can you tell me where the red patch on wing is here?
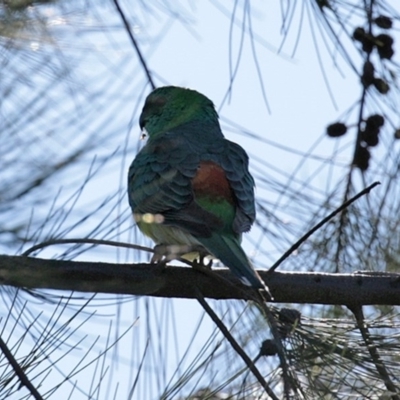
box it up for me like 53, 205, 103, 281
192, 161, 234, 203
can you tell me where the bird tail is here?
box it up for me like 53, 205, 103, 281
198, 234, 267, 291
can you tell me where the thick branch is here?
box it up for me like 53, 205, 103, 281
0, 255, 399, 305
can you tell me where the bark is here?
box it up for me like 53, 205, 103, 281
0, 254, 399, 305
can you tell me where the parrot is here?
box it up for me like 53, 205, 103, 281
127, 86, 268, 292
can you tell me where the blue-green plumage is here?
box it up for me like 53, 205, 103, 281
128, 86, 266, 290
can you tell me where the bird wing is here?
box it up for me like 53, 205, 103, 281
128, 125, 263, 289
128, 124, 255, 237
211, 139, 255, 234
128, 132, 223, 237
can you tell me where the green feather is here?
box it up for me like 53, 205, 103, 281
128, 86, 266, 290
197, 234, 264, 289
140, 86, 219, 138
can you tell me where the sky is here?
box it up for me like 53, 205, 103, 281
2, 0, 399, 399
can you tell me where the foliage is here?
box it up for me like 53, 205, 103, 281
0, 0, 400, 399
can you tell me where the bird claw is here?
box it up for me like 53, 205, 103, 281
193, 250, 213, 270
151, 244, 212, 270
150, 245, 169, 270
151, 245, 166, 263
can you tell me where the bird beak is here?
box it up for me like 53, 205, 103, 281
140, 128, 148, 140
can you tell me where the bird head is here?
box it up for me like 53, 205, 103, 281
139, 86, 219, 138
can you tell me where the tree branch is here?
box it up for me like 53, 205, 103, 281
113, 0, 156, 90
0, 336, 44, 400
349, 305, 400, 400
195, 288, 280, 400
1, 255, 399, 305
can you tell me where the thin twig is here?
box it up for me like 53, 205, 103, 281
113, 0, 156, 90
0, 336, 44, 400
194, 287, 280, 400
334, 169, 353, 272
255, 295, 299, 399
22, 238, 154, 256
349, 305, 399, 400
268, 181, 380, 272
335, 0, 375, 270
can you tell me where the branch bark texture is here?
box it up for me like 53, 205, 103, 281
0, 255, 399, 305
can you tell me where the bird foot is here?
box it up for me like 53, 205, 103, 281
192, 250, 213, 270
150, 245, 169, 270
151, 244, 191, 265
151, 244, 213, 271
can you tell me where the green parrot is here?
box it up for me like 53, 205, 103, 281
128, 86, 267, 291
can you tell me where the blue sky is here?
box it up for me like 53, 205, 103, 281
2, 1, 399, 398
